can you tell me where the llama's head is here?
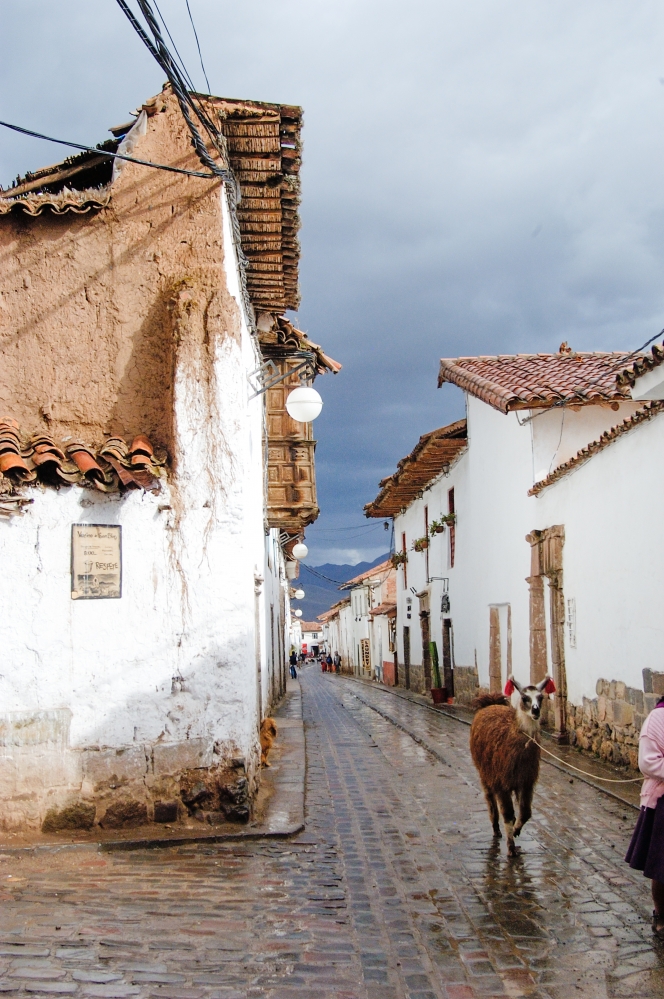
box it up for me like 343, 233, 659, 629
504, 675, 556, 730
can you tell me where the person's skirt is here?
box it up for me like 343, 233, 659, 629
626, 796, 664, 882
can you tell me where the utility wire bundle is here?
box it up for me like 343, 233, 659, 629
114, 0, 256, 333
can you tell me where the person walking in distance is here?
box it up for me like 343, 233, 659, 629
333, 652, 341, 674
289, 650, 298, 680
326, 653, 333, 672
626, 693, 664, 938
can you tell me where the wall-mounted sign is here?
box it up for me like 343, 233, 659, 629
71, 524, 122, 600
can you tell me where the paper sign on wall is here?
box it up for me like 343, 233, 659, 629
71, 524, 122, 600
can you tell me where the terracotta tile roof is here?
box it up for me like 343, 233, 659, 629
438, 351, 636, 413
615, 342, 664, 391
258, 316, 341, 375
369, 602, 397, 618
364, 420, 467, 518
317, 598, 350, 622
0, 421, 165, 495
528, 401, 664, 496
339, 559, 393, 590
300, 622, 322, 632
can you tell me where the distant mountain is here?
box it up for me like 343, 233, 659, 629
294, 553, 391, 621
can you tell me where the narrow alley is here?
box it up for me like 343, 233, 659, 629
0, 669, 661, 999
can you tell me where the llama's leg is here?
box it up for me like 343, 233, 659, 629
482, 785, 501, 838
496, 789, 517, 855
514, 784, 533, 837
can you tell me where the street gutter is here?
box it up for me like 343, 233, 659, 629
339, 675, 640, 813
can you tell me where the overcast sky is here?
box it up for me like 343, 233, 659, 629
2, 1, 664, 564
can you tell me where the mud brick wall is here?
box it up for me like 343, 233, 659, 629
565, 669, 664, 768
453, 666, 480, 705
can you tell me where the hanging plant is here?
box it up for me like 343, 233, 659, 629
429, 520, 446, 536
442, 512, 456, 525
390, 551, 408, 568
413, 537, 429, 552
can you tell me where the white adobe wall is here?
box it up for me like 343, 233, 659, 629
534, 410, 664, 705
394, 394, 650, 700
0, 187, 271, 831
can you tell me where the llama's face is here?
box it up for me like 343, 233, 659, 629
506, 675, 556, 726
518, 686, 545, 720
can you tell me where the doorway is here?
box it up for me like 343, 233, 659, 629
488, 604, 511, 693
403, 626, 411, 690
442, 618, 455, 696
526, 526, 568, 742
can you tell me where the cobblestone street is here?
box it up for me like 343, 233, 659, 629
0, 668, 663, 999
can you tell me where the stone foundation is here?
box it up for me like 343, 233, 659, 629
0, 725, 258, 832
452, 666, 480, 705
565, 670, 664, 769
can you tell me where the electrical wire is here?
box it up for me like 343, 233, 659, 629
152, 0, 197, 92
185, 0, 211, 93
0, 120, 217, 180
114, 0, 256, 334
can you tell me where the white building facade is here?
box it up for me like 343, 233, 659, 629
366, 347, 664, 765
0, 90, 336, 831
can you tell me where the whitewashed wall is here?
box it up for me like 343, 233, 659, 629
535, 409, 664, 704
0, 188, 285, 830
393, 393, 643, 697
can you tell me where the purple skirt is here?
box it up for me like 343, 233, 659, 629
626, 796, 664, 882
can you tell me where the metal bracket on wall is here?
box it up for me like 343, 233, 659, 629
248, 351, 316, 400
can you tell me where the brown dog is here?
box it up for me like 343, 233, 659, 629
260, 717, 277, 767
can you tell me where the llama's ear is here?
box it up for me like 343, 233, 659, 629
537, 676, 556, 694
504, 678, 516, 696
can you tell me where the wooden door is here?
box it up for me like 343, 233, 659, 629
403, 626, 411, 690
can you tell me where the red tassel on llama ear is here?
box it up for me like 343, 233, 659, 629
504, 678, 516, 696
544, 677, 556, 695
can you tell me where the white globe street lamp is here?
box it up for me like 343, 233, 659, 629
294, 588, 305, 600
286, 386, 323, 423
294, 609, 303, 618
292, 542, 308, 560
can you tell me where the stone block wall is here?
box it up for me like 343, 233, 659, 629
565, 670, 664, 769
453, 666, 480, 705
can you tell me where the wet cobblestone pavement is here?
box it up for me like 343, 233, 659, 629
0, 668, 663, 999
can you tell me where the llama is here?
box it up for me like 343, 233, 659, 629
469, 674, 556, 855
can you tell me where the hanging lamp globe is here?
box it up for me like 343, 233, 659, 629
292, 542, 308, 560
286, 386, 323, 423
294, 588, 305, 600
294, 609, 303, 618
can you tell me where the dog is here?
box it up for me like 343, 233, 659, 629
260, 717, 278, 767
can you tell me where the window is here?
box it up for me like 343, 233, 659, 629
448, 488, 456, 568
401, 531, 408, 589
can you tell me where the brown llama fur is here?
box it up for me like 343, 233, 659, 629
260, 717, 277, 767
469, 676, 554, 855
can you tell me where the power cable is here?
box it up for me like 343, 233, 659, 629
114, 0, 256, 333
152, 0, 197, 92
185, 0, 211, 93
0, 120, 217, 180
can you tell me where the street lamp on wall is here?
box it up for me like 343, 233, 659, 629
286, 386, 323, 423
292, 542, 308, 560
294, 588, 305, 600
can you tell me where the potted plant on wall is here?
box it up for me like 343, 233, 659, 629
429, 641, 447, 704
413, 536, 429, 552
429, 519, 446, 536
442, 512, 456, 525
390, 551, 408, 569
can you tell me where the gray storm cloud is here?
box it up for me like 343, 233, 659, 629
2, 0, 664, 562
